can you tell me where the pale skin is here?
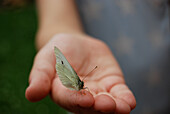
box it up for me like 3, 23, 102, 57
25, 0, 136, 114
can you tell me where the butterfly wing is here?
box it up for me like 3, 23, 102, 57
54, 46, 80, 90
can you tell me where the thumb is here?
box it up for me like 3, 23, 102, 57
25, 46, 56, 102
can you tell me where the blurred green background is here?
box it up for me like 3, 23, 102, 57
0, 3, 66, 114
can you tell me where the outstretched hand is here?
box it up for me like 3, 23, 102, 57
25, 34, 136, 114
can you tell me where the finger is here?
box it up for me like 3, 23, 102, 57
98, 76, 125, 92
25, 45, 56, 102
110, 84, 136, 112
94, 93, 116, 113
51, 77, 94, 112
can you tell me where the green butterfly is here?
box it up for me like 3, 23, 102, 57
54, 46, 85, 91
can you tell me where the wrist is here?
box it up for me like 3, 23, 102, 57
35, 28, 86, 50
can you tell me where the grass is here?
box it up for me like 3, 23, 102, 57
0, 3, 66, 114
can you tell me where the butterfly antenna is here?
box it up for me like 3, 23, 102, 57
82, 66, 98, 81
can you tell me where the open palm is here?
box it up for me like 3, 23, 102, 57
26, 34, 136, 114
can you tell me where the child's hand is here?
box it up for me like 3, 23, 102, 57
25, 34, 136, 114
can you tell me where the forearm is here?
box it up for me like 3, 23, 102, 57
36, 0, 84, 50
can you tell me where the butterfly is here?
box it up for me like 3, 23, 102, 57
54, 46, 85, 91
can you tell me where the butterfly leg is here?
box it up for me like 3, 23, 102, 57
83, 87, 90, 92
79, 87, 90, 95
